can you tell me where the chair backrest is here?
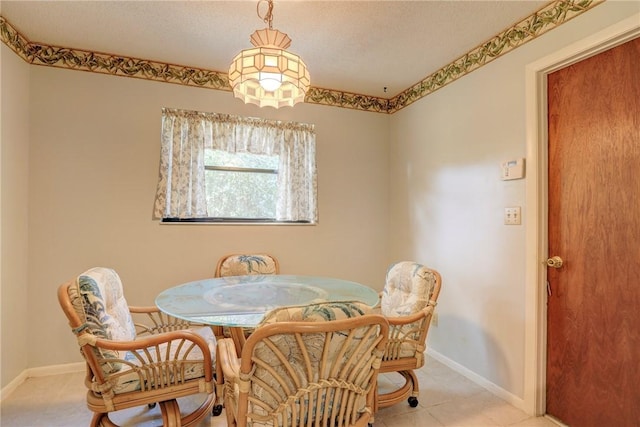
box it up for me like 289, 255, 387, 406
214, 253, 280, 277
379, 261, 441, 363
234, 301, 388, 427
380, 261, 441, 317
58, 267, 136, 375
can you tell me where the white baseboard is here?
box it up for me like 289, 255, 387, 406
426, 348, 528, 413
0, 370, 28, 402
27, 361, 85, 377
0, 362, 84, 402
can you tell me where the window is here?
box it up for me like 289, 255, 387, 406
153, 108, 317, 223
204, 150, 279, 220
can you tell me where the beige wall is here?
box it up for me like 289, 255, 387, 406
3, 0, 639, 409
26, 66, 390, 368
388, 0, 640, 405
1, 43, 30, 388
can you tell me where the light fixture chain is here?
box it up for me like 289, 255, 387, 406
257, 0, 274, 30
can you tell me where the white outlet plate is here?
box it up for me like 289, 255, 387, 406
504, 207, 521, 225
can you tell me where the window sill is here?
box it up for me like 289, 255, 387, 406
160, 218, 316, 226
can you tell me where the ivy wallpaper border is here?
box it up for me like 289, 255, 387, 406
0, 0, 599, 114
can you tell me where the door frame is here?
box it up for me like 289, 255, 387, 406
523, 13, 640, 416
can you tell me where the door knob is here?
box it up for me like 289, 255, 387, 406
546, 256, 563, 268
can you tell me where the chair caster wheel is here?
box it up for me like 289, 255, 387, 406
408, 396, 419, 407
212, 404, 223, 416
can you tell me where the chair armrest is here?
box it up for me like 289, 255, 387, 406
217, 338, 241, 382
100, 329, 211, 359
87, 329, 213, 377
128, 305, 159, 313
91, 329, 207, 351
381, 306, 435, 364
78, 329, 214, 396
129, 305, 200, 335
384, 307, 432, 326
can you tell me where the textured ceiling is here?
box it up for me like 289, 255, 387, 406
0, 0, 550, 98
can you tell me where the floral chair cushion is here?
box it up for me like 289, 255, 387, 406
258, 300, 372, 324
218, 254, 278, 277
68, 267, 137, 374
380, 261, 438, 359
381, 261, 436, 317
68, 267, 215, 394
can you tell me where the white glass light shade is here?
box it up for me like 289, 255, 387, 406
229, 29, 310, 108
259, 72, 283, 91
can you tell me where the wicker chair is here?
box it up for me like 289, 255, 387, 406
217, 301, 389, 427
58, 267, 220, 427
214, 253, 280, 277
213, 253, 280, 351
376, 261, 442, 410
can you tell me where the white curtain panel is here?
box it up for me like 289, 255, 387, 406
153, 108, 317, 222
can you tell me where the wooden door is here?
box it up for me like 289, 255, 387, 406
546, 37, 640, 426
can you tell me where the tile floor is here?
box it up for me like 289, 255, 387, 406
0, 356, 559, 427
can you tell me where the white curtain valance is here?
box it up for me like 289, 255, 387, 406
153, 108, 317, 222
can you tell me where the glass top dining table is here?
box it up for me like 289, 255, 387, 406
155, 274, 380, 328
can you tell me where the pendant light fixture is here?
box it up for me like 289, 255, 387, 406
229, 0, 310, 108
